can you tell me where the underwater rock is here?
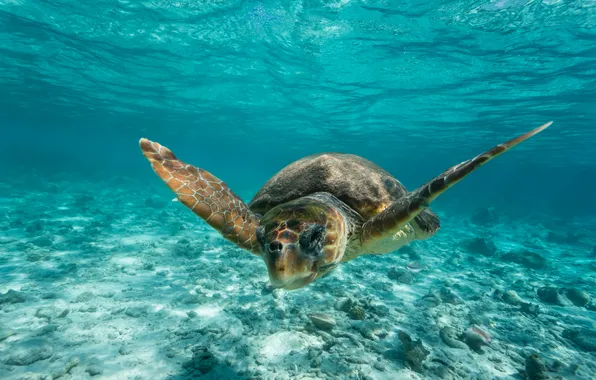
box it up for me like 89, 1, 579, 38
335, 297, 355, 313
493, 290, 523, 306
420, 290, 442, 308
501, 250, 547, 269
125, 305, 149, 318
439, 327, 468, 349
173, 238, 202, 258
26, 251, 50, 262
31, 235, 53, 248
563, 288, 590, 307
0, 289, 26, 305
440, 287, 464, 305
50, 357, 80, 379
308, 313, 336, 331
35, 307, 57, 320
387, 267, 413, 284
519, 302, 540, 316
36, 324, 58, 336
25, 221, 43, 233
86, 365, 103, 376
502, 290, 523, 306
271, 288, 283, 299
461, 325, 491, 352
183, 346, 216, 374
75, 194, 94, 207
145, 197, 166, 208
464, 237, 497, 256
398, 330, 430, 373
353, 321, 386, 340
348, 306, 365, 320
546, 231, 582, 245
399, 245, 421, 260
406, 260, 426, 273
524, 353, 548, 380
119, 345, 132, 355
562, 328, 596, 352
2, 339, 53, 365
537, 287, 566, 305
187, 310, 198, 318
72, 291, 94, 303
471, 207, 498, 225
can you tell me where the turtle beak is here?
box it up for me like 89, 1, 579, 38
263, 242, 316, 290
269, 273, 316, 290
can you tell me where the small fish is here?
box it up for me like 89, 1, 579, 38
172, 198, 179, 202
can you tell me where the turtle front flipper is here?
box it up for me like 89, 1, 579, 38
139, 138, 262, 255
360, 121, 552, 252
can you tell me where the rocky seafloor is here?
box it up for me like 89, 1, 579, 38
0, 177, 595, 379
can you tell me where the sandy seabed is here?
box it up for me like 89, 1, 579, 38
0, 178, 595, 379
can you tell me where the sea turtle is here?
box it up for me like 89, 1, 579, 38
139, 121, 551, 290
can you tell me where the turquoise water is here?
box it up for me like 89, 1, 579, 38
1, 1, 595, 379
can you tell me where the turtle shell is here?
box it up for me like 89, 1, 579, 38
249, 153, 423, 221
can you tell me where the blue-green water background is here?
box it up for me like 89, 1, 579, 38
1, 0, 595, 218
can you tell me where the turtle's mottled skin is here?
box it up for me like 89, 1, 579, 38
140, 121, 551, 290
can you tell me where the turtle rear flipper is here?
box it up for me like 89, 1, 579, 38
360, 121, 552, 250
140, 138, 262, 255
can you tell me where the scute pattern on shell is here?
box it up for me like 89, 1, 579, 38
248, 153, 408, 220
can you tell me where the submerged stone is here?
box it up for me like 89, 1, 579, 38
86, 365, 103, 376
546, 231, 582, 244
525, 353, 548, 380
75, 195, 94, 207
501, 250, 547, 269
2, 339, 53, 365
387, 267, 413, 284
464, 237, 497, 256
31, 236, 53, 248
399, 245, 421, 260
520, 302, 540, 316
73, 291, 94, 303
564, 288, 590, 307
537, 287, 566, 305
348, 306, 365, 320
440, 287, 464, 305
0, 289, 26, 305
398, 330, 430, 373
461, 325, 491, 352
562, 328, 596, 352
335, 297, 355, 313
145, 197, 166, 208
439, 326, 467, 349
308, 313, 336, 331
501, 290, 523, 306
183, 346, 215, 374
471, 207, 498, 225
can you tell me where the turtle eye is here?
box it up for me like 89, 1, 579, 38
299, 225, 326, 257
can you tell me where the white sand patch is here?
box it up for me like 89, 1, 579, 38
260, 331, 324, 362
195, 304, 223, 318
110, 255, 142, 266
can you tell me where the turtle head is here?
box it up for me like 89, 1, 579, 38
256, 196, 347, 290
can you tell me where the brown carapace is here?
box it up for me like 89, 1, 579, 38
140, 121, 551, 290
